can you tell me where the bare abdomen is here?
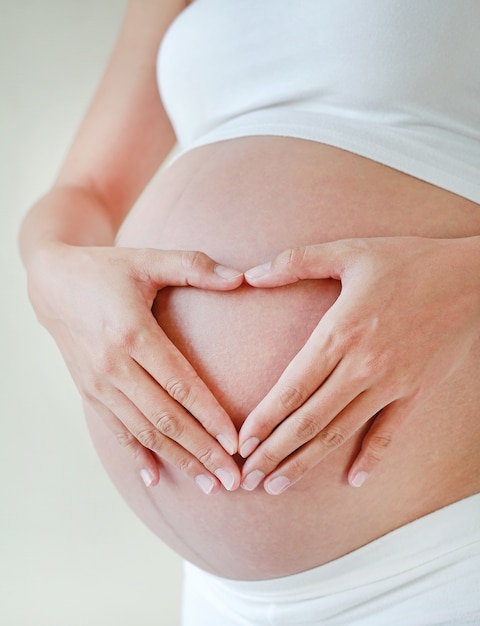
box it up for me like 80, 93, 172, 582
86, 137, 480, 579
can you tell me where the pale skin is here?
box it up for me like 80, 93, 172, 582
239, 236, 480, 494
21, 0, 243, 494
20, 0, 480, 505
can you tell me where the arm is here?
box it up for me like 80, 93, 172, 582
20, 0, 242, 494
239, 236, 480, 493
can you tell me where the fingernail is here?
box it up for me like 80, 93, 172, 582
216, 434, 236, 456
195, 474, 216, 495
214, 265, 243, 280
214, 468, 236, 491
245, 262, 271, 279
239, 437, 260, 458
241, 470, 265, 491
265, 476, 290, 495
140, 469, 153, 487
351, 471, 369, 488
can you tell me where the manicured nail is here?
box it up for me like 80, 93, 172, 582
351, 471, 369, 488
214, 265, 243, 280
241, 470, 265, 491
195, 474, 215, 495
140, 469, 153, 487
265, 476, 290, 495
245, 262, 271, 279
215, 469, 236, 491
239, 437, 260, 458
216, 434, 236, 456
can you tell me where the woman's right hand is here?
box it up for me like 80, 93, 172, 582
26, 242, 244, 494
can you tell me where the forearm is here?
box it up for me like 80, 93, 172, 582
20, 0, 186, 269
19, 185, 118, 268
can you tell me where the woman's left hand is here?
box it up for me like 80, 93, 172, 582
239, 236, 480, 494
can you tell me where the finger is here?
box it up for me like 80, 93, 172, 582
241, 381, 381, 492
239, 292, 394, 460
90, 389, 234, 494
132, 322, 239, 456
244, 241, 353, 287
135, 248, 244, 291
347, 405, 407, 488
259, 394, 385, 495
107, 361, 241, 491
136, 393, 241, 492
238, 322, 345, 458
85, 398, 161, 488
347, 400, 410, 488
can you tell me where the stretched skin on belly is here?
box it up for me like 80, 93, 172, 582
85, 137, 480, 579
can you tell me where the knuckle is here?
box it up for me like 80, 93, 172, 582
136, 428, 160, 450
182, 249, 206, 274
94, 343, 133, 377
317, 425, 347, 450
279, 246, 309, 277
362, 352, 385, 380
371, 431, 393, 450
286, 455, 309, 478
94, 350, 118, 377
164, 376, 193, 408
195, 446, 216, 468
336, 323, 362, 352
153, 411, 184, 440
278, 383, 308, 414
364, 432, 393, 463
285, 246, 307, 269
351, 365, 371, 388
114, 429, 136, 449
84, 374, 106, 398
175, 454, 196, 476
115, 430, 151, 465
259, 448, 282, 468
102, 323, 141, 357
293, 412, 319, 442
349, 354, 382, 387
117, 327, 141, 352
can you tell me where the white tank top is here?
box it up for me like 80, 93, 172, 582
158, 0, 480, 203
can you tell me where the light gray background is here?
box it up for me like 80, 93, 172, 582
1, 2, 183, 624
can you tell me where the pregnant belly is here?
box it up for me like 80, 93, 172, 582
86, 137, 480, 579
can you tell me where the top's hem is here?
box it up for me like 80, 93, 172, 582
172, 108, 480, 205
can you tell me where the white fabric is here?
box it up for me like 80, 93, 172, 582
158, 0, 480, 204
181, 494, 480, 625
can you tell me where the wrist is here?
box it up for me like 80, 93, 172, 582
19, 185, 118, 267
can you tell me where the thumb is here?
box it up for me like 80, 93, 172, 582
136, 248, 244, 291
244, 241, 352, 287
